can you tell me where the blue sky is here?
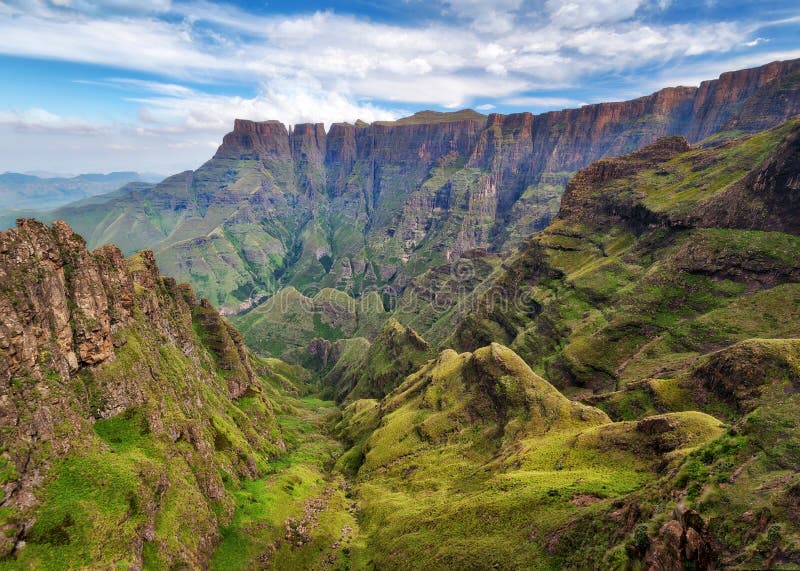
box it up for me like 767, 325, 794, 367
0, 0, 798, 174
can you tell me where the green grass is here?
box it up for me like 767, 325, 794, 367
2, 294, 288, 569
632, 120, 797, 215
210, 396, 362, 570
9, 420, 159, 569
331, 344, 724, 569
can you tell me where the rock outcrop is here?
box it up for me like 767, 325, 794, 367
0, 219, 284, 568
556, 136, 692, 229
644, 505, 719, 571
0, 219, 133, 381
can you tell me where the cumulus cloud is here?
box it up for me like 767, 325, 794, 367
128, 75, 401, 134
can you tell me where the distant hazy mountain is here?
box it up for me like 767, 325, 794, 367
0, 171, 163, 211
0, 180, 155, 230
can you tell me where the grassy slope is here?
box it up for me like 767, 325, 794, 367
331, 343, 725, 569
1, 317, 285, 569
321, 318, 436, 403
231, 288, 387, 361
441, 119, 800, 395
554, 339, 800, 568
320, 121, 800, 568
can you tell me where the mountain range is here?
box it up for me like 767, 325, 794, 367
0, 171, 162, 212
48, 58, 800, 316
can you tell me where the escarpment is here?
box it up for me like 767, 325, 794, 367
45, 59, 800, 315
2, 60, 800, 571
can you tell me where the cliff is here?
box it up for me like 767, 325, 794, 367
50, 58, 800, 317
215, 58, 800, 194
0, 220, 284, 568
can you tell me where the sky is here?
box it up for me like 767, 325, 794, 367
0, 0, 798, 175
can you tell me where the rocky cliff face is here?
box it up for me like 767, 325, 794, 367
215, 57, 800, 200
4, 221, 161, 381
0, 220, 283, 568
689, 59, 800, 140
53, 59, 800, 316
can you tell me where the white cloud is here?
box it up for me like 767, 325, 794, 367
744, 37, 768, 47
106, 143, 140, 151
546, 0, 644, 28
0, 12, 227, 80
126, 76, 401, 134
441, 0, 523, 33
348, 73, 529, 108
0, 108, 104, 134
0, 2, 763, 101
4, 0, 171, 15
561, 21, 743, 63
485, 62, 505, 75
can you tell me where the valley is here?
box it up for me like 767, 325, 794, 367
210, 394, 362, 570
